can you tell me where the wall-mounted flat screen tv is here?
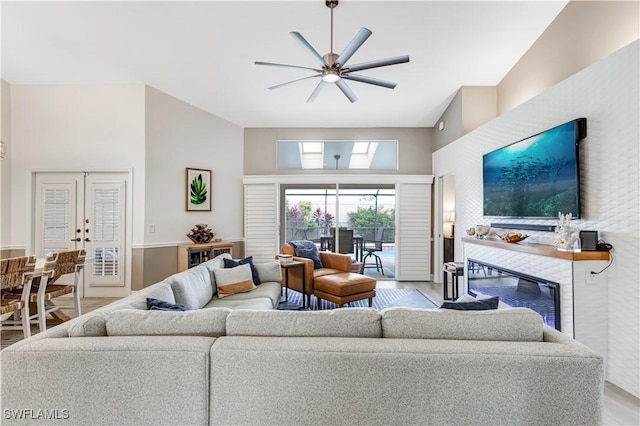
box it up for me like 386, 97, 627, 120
483, 118, 586, 219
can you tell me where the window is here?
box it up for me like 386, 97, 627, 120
277, 140, 398, 170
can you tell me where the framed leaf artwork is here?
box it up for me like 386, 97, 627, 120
186, 168, 212, 211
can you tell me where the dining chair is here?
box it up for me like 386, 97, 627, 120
34, 249, 86, 331
6, 249, 87, 332
0, 255, 37, 338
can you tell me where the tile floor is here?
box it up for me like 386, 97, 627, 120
1, 282, 638, 424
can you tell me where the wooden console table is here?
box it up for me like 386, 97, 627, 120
177, 242, 234, 272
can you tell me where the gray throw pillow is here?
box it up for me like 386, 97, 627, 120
440, 296, 499, 310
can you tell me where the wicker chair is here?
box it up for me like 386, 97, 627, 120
0, 256, 37, 338
5, 249, 86, 332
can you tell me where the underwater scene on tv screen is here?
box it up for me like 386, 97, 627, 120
483, 121, 579, 218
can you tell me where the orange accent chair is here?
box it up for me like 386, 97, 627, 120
278, 242, 352, 308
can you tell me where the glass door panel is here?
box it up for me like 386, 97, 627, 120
282, 184, 395, 279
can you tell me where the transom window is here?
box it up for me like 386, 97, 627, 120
278, 140, 398, 170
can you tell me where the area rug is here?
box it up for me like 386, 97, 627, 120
278, 288, 436, 311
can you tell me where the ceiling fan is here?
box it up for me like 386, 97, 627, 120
255, 0, 410, 103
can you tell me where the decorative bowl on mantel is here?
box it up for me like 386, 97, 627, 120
500, 232, 528, 243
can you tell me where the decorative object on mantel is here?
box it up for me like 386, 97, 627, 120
554, 212, 580, 251
499, 232, 528, 243
474, 225, 491, 239
186, 224, 215, 244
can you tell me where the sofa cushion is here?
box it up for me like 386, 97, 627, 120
204, 297, 274, 310
213, 264, 256, 298
254, 261, 282, 283
67, 312, 109, 337
199, 253, 233, 295
164, 265, 213, 310
206, 281, 281, 308
381, 307, 543, 342
146, 297, 186, 311
199, 252, 232, 271
67, 297, 144, 337
106, 308, 230, 337
140, 282, 177, 305
224, 256, 262, 285
226, 308, 382, 337
288, 240, 323, 269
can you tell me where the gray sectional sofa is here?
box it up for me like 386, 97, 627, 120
1, 254, 604, 425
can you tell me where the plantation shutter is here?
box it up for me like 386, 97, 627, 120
86, 180, 126, 287
396, 183, 432, 280
41, 184, 76, 256
244, 183, 279, 264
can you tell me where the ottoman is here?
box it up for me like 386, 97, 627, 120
313, 273, 376, 309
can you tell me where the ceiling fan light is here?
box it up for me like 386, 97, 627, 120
322, 71, 340, 83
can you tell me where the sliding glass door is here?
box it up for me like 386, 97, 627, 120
282, 184, 396, 278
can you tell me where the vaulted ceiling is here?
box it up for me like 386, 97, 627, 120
1, 1, 568, 128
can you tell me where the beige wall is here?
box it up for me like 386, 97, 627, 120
140, 86, 244, 287
497, 0, 640, 114
431, 90, 463, 151
244, 127, 431, 175
431, 86, 497, 150
461, 87, 497, 135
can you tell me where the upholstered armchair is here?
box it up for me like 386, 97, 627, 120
279, 242, 352, 307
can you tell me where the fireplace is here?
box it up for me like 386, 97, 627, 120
467, 259, 561, 331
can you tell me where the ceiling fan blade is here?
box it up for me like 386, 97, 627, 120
268, 75, 321, 90
335, 27, 372, 67
306, 81, 326, 103
344, 55, 410, 73
342, 73, 397, 89
335, 79, 358, 103
255, 61, 321, 73
290, 31, 329, 68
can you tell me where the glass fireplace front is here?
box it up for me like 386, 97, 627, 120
467, 259, 561, 331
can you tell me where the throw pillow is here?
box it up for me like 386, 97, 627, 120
146, 297, 186, 311
288, 240, 323, 269
212, 263, 256, 298
223, 256, 262, 286
440, 296, 499, 311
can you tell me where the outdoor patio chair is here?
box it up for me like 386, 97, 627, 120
362, 228, 385, 276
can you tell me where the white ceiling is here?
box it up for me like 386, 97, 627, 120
1, 0, 568, 128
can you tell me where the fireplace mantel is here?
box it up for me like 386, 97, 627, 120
461, 237, 609, 261
462, 236, 609, 359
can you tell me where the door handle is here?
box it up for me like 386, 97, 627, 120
71, 237, 81, 242
84, 238, 91, 242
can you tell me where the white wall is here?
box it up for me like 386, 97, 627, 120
0, 80, 12, 251
433, 41, 640, 397
9, 84, 146, 249
144, 86, 244, 244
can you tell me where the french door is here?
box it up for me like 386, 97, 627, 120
34, 172, 127, 297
